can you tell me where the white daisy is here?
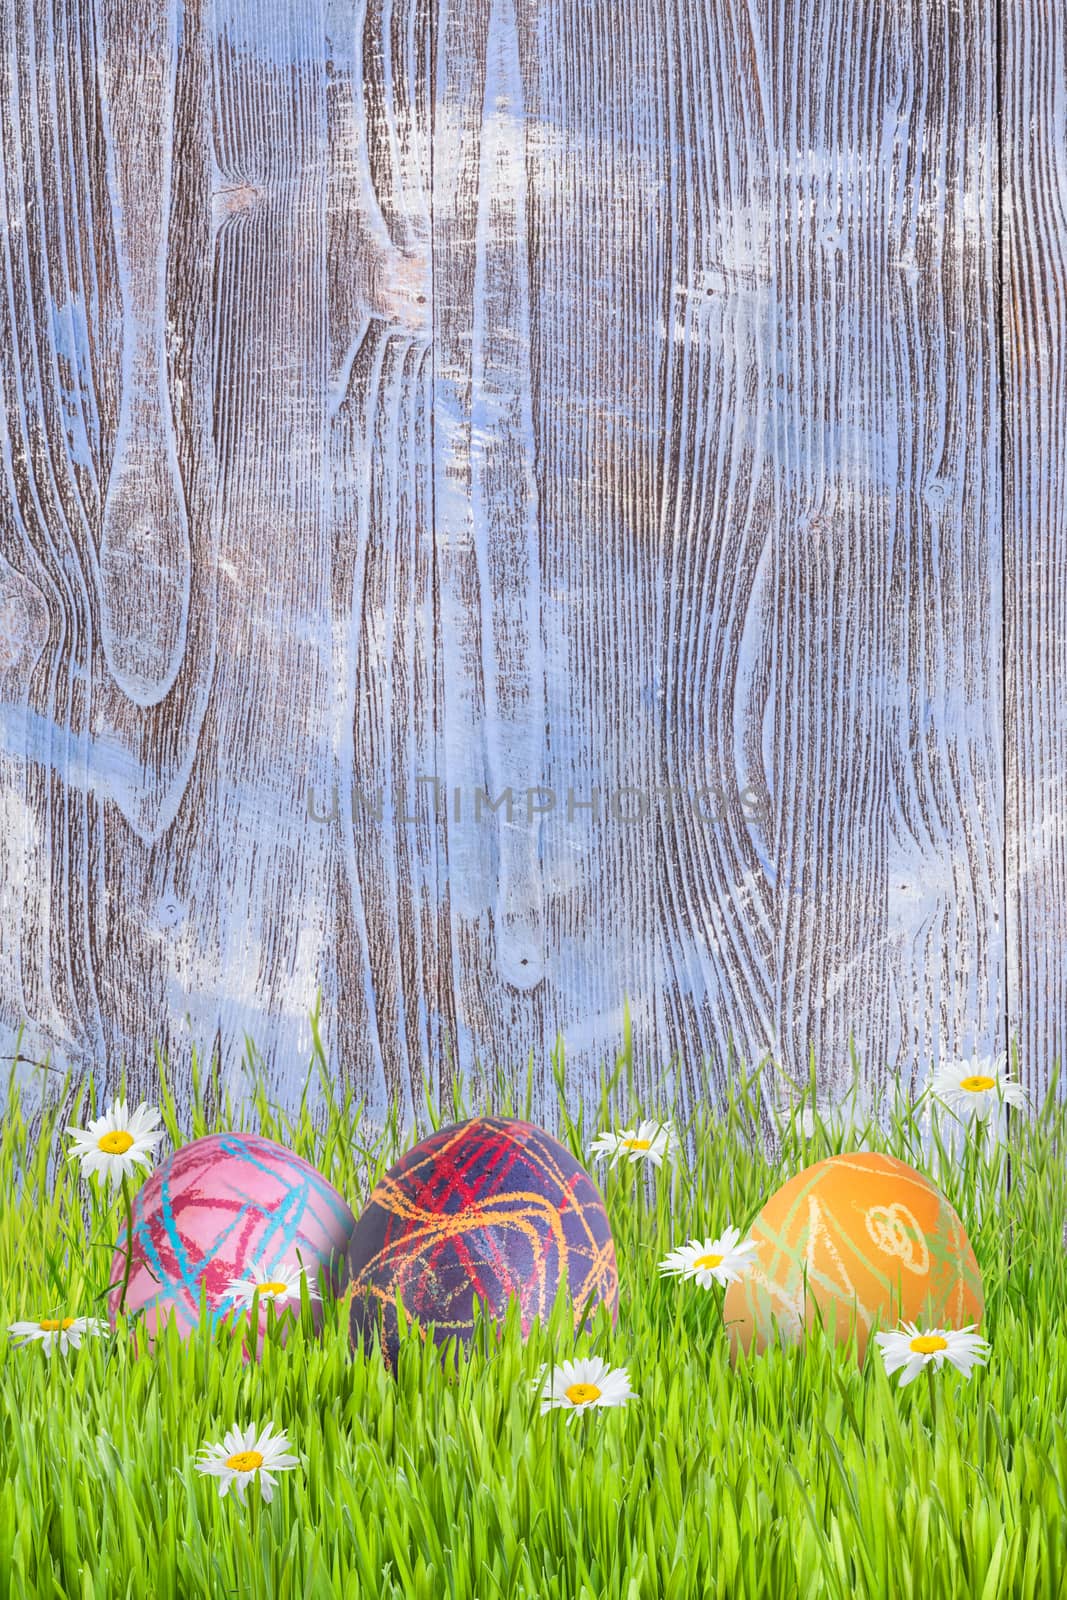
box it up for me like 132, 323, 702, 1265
66, 1098, 166, 1190
194, 1421, 301, 1505
925, 1052, 1026, 1125
224, 1262, 323, 1314
532, 1355, 637, 1423
587, 1119, 677, 1171
7, 1314, 111, 1359
873, 1322, 991, 1387
658, 1225, 758, 1288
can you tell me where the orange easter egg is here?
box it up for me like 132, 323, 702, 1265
722, 1151, 983, 1364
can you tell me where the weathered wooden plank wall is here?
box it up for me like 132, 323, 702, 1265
0, 0, 1026, 1154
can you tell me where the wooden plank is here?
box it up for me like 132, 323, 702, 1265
324, 0, 439, 1127
431, 0, 678, 1131
197, 0, 340, 1122
0, 0, 216, 1131
678, 0, 1004, 1124
1004, 0, 1067, 1104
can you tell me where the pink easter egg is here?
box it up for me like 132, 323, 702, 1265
107, 1132, 356, 1362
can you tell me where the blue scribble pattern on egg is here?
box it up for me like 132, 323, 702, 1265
107, 1132, 356, 1360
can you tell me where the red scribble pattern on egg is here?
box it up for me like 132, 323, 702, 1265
107, 1132, 357, 1361
347, 1117, 619, 1369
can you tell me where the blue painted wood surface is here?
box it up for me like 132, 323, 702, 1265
0, 0, 1032, 1152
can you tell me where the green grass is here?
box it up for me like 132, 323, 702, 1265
2, 1020, 1067, 1600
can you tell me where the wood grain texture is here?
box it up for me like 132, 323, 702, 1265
744, 0, 1004, 1111
1004, 0, 1067, 1105
325, 0, 439, 1124
0, 0, 1011, 1165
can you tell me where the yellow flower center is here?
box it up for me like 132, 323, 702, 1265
694, 1253, 723, 1270
224, 1450, 264, 1472
564, 1382, 602, 1406
257, 1282, 289, 1297
38, 1318, 76, 1331
622, 1138, 651, 1151
959, 1075, 996, 1093
97, 1130, 135, 1155
909, 1335, 948, 1354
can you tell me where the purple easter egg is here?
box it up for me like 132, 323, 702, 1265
347, 1117, 619, 1373
107, 1132, 356, 1361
